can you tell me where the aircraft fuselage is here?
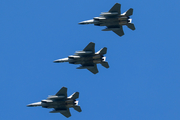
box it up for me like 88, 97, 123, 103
79, 15, 130, 26
54, 54, 105, 65
28, 99, 77, 109
69, 54, 104, 64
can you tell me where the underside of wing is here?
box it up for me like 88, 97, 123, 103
109, 3, 121, 14
59, 108, 71, 118
55, 87, 67, 97
83, 42, 95, 53
112, 26, 124, 37
87, 64, 98, 74
113, 29, 124, 37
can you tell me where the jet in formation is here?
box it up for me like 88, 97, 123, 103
79, 3, 135, 37
54, 42, 109, 74
27, 87, 82, 118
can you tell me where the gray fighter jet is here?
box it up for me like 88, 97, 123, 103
79, 3, 135, 37
27, 87, 82, 118
54, 42, 109, 74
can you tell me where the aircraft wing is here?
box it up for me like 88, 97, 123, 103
55, 87, 67, 98
105, 25, 124, 37
59, 108, 71, 118
111, 25, 124, 37
87, 64, 99, 74
109, 3, 121, 14
113, 29, 124, 37
83, 42, 95, 53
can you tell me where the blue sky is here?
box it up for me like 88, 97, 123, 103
1, 0, 180, 120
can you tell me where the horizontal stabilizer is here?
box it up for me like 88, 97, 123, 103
127, 23, 135, 30
69, 92, 79, 99
123, 8, 133, 16
100, 62, 109, 68
73, 106, 82, 112
96, 47, 107, 55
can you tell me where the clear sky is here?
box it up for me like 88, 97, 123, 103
1, 0, 180, 120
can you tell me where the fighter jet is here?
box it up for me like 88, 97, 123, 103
54, 42, 109, 74
79, 3, 135, 37
27, 87, 82, 118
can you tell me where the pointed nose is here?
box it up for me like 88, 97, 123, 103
27, 104, 34, 107
53, 59, 64, 63
27, 102, 42, 107
78, 21, 86, 24
53, 60, 60, 63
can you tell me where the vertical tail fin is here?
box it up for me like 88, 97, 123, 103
100, 62, 109, 68
73, 106, 82, 112
126, 19, 135, 30
68, 92, 79, 99
96, 47, 107, 55
122, 8, 133, 16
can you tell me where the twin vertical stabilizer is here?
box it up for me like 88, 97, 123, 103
127, 23, 135, 30
126, 19, 135, 30
100, 62, 109, 68
73, 106, 82, 112
122, 8, 133, 16
68, 92, 82, 112
95, 47, 109, 69
96, 47, 107, 55
68, 92, 79, 99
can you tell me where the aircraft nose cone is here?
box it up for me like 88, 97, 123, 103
27, 102, 42, 107
27, 104, 33, 107
78, 21, 85, 24
53, 60, 60, 63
